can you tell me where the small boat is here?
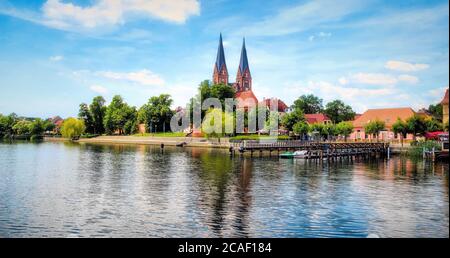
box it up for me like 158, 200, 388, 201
279, 150, 308, 159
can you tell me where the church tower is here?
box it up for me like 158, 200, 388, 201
212, 34, 229, 85
235, 38, 252, 92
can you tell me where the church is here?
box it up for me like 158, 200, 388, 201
212, 34, 288, 113
212, 34, 259, 110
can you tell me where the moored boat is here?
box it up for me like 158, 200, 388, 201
279, 150, 308, 159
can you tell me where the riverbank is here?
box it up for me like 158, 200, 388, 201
45, 136, 414, 150
44, 135, 231, 148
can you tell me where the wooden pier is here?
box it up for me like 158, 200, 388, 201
229, 141, 390, 159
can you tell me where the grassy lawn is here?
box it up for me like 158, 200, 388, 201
230, 134, 291, 141
133, 132, 186, 137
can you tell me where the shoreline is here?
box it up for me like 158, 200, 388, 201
44, 136, 231, 149
44, 136, 414, 153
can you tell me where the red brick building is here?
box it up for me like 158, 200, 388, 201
212, 35, 259, 109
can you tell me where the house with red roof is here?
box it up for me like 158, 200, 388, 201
260, 98, 289, 113
350, 107, 416, 141
304, 114, 332, 125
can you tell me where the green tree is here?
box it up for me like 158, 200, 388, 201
141, 94, 174, 133
324, 100, 356, 123
210, 83, 235, 106
427, 103, 443, 122
29, 118, 45, 136
124, 106, 138, 135
43, 119, 55, 133
364, 120, 385, 142
191, 80, 236, 120
0, 113, 18, 138
293, 121, 310, 139
310, 123, 326, 141
281, 109, 305, 132
425, 118, 443, 132
12, 120, 32, 135
392, 118, 408, 147
90, 96, 107, 134
61, 118, 85, 139
406, 115, 427, 141
292, 94, 323, 114
78, 103, 94, 134
201, 108, 234, 139
103, 95, 136, 135
264, 111, 281, 132
323, 124, 338, 141
336, 121, 354, 142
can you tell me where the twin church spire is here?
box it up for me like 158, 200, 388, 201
212, 34, 252, 93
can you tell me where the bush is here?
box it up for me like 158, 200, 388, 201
407, 140, 441, 157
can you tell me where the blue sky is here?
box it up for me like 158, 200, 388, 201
0, 0, 448, 118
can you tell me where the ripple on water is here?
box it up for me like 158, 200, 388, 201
0, 142, 448, 238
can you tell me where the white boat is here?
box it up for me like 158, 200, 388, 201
293, 150, 308, 158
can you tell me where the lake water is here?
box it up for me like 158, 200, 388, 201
0, 141, 448, 238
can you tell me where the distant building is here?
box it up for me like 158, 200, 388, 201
350, 107, 416, 141
441, 89, 449, 125
260, 98, 289, 113
304, 114, 332, 125
48, 116, 64, 133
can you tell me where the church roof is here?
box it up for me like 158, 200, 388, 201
235, 90, 258, 109
238, 38, 249, 74
215, 34, 227, 71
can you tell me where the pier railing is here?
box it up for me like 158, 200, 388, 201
230, 141, 389, 158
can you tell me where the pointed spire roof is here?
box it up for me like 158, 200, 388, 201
215, 33, 227, 71
239, 38, 249, 74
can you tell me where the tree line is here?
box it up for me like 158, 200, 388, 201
0, 113, 55, 140
1, 80, 447, 140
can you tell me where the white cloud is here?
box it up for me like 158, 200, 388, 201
38, 0, 200, 30
339, 73, 420, 86
385, 60, 429, 72
347, 73, 398, 85
49, 55, 63, 61
308, 31, 332, 41
98, 69, 165, 86
284, 80, 398, 113
90, 85, 109, 94
398, 74, 419, 84
338, 77, 349, 85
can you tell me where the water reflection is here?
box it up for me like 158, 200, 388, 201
0, 142, 448, 238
